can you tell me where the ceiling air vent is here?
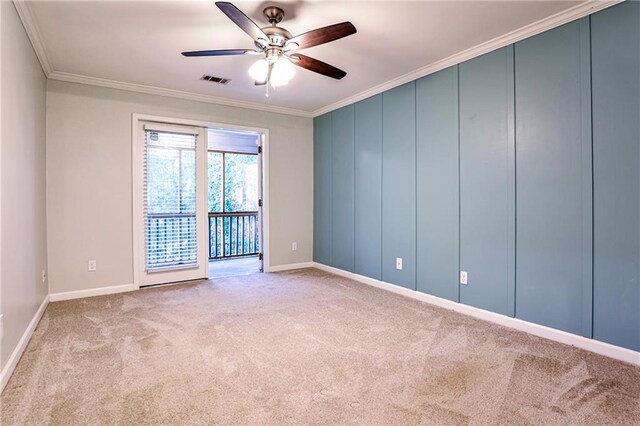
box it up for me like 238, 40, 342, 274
201, 74, 231, 85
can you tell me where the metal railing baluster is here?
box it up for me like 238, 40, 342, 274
207, 211, 259, 260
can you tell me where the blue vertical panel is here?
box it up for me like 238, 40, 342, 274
459, 46, 516, 316
515, 18, 593, 337
331, 105, 355, 272
591, 2, 640, 351
313, 113, 332, 265
382, 82, 416, 289
354, 95, 383, 280
416, 67, 460, 301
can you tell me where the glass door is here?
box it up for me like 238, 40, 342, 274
138, 122, 208, 286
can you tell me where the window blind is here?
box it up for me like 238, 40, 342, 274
143, 126, 198, 270
208, 128, 259, 154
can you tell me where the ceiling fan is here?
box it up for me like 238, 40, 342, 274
182, 2, 357, 91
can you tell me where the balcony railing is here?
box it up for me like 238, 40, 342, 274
209, 211, 260, 259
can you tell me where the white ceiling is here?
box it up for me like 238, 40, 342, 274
25, 0, 589, 115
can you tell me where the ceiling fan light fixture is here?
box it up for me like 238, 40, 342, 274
248, 58, 269, 82
269, 74, 288, 87
270, 56, 296, 86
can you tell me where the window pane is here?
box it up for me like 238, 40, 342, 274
224, 153, 258, 212
181, 150, 196, 213
208, 152, 223, 212
147, 147, 179, 213
145, 131, 197, 269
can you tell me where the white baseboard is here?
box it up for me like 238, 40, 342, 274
1, 295, 49, 393
267, 262, 314, 273
49, 283, 137, 302
312, 262, 640, 366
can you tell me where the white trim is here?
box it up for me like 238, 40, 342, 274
0, 296, 49, 393
260, 132, 270, 273
310, 0, 622, 117
11, 0, 52, 76
131, 113, 271, 284
312, 262, 640, 366
49, 284, 136, 302
132, 118, 144, 290
267, 262, 314, 273
14, 0, 619, 119
49, 71, 312, 118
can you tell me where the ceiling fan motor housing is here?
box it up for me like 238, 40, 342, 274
261, 26, 292, 47
257, 6, 293, 51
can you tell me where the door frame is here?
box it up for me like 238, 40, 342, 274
132, 113, 270, 289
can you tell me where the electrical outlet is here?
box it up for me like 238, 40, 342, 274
396, 257, 403, 270
291, 242, 297, 251
88, 260, 97, 272
41, 269, 46, 283
460, 271, 468, 285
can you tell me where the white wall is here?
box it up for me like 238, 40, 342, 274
46, 80, 313, 294
0, 1, 48, 370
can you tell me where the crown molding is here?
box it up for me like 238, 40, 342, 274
14, 0, 621, 119
48, 71, 313, 118
310, 0, 622, 117
12, 0, 52, 76
13, 0, 312, 118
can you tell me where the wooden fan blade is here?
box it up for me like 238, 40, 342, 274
182, 49, 257, 57
286, 22, 356, 51
215, 2, 268, 44
291, 54, 347, 80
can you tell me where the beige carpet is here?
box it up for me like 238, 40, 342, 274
2, 268, 639, 425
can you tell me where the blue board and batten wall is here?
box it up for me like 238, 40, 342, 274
459, 46, 516, 318
591, 3, 640, 351
514, 18, 593, 338
354, 96, 383, 280
382, 83, 416, 289
313, 2, 640, 352
416, 67, 460, 302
